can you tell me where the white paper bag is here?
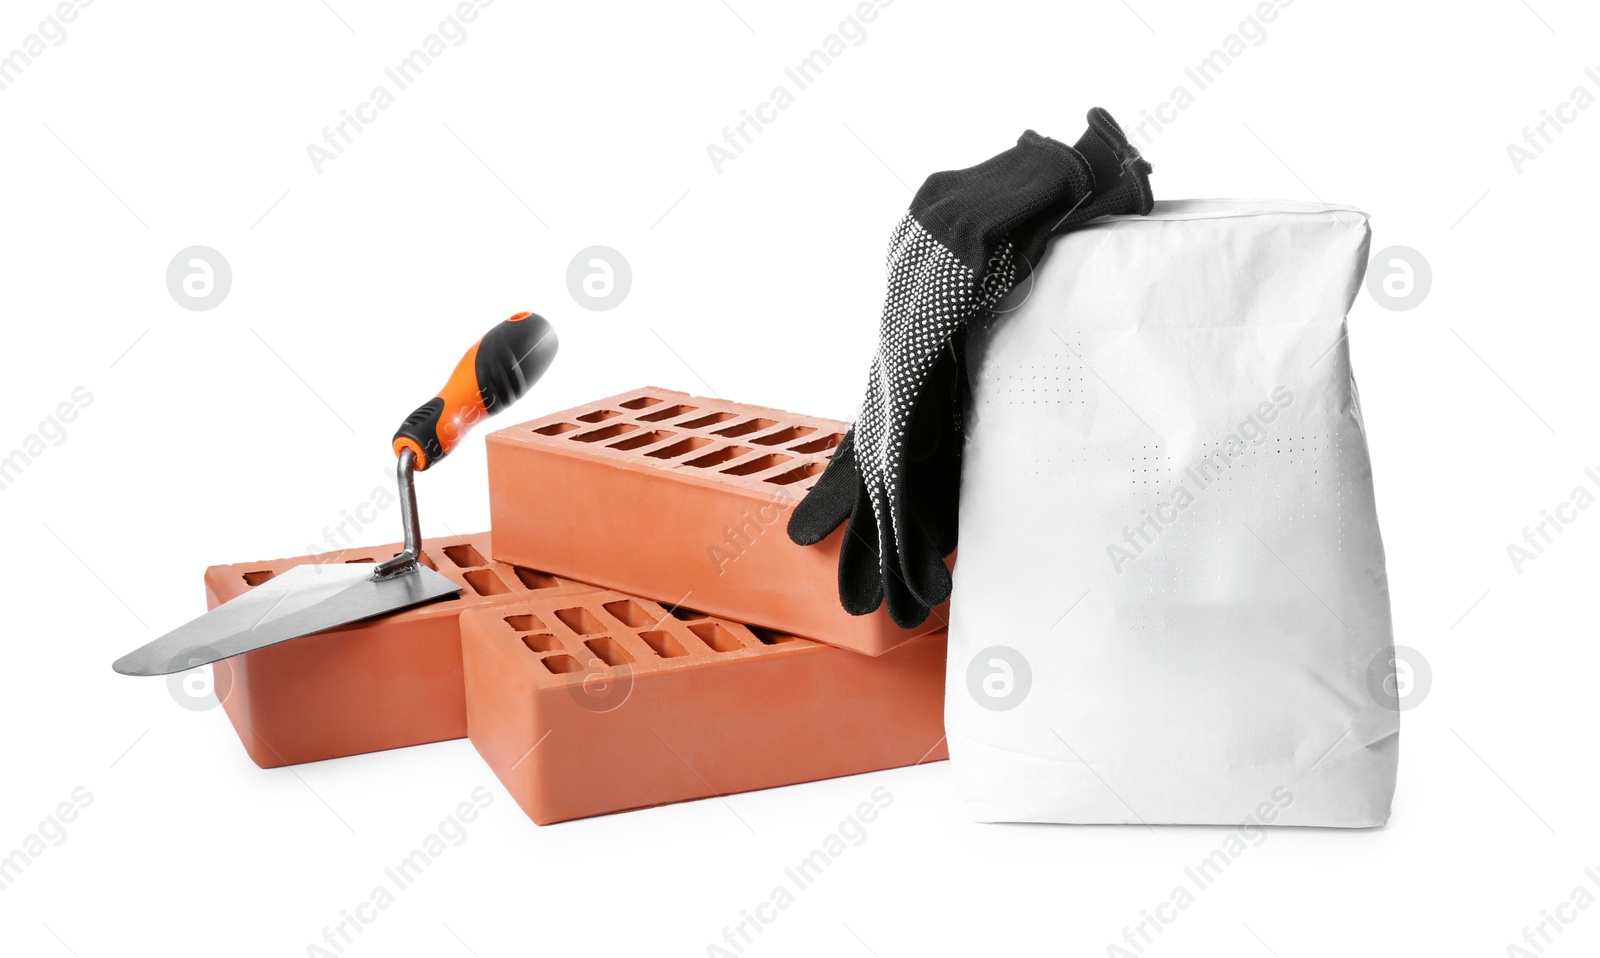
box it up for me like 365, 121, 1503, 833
947, 199, 1397, 827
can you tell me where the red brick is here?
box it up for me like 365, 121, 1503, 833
205, 532, 591, 768
461, 597, 948, 825
486, 387, 948, 656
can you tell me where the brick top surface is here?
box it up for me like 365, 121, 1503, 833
463, 590, 844, 689
488, 387, 848, 499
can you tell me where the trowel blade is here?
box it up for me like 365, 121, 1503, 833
112, 562, 461, 676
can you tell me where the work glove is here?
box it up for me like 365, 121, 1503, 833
787, 108, 1154, 628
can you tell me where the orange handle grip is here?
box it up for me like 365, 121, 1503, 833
392, 312, 559, 470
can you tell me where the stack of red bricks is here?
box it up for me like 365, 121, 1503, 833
208, 389, 949, 824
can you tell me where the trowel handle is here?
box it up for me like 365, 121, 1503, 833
392, 312, 559, 470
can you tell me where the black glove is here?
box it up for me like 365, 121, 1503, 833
788, 108, 1154, 628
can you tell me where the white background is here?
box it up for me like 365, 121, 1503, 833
2, 0, 1598, 955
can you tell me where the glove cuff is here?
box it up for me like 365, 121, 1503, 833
908, 131, 1094, 275
1053, 107, 1155, 231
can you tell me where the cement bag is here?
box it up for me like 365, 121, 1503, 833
947, 199, 1396, 827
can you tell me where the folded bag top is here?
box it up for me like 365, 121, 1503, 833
947, 199, 1396, 828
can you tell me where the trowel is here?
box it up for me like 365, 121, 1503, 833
113, 311, 558, 677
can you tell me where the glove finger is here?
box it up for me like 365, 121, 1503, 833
787, 429, 859, 546
899, 425, 960, 608
904, 340, 966, 558
883, 532, 935, 629
837, 482, 887, 617
914, 419, 963, 556
895, 509, 952, 613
